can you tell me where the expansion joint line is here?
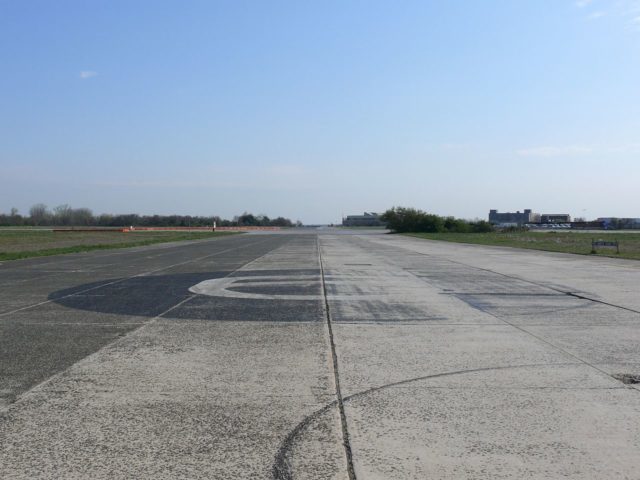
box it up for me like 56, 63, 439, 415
317, 237, 357, 480
384, 239, 640, 390
396, 240, 640, 316
1, 238, 289, 413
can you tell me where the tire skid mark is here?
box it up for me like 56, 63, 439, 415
272, 362, 580, 480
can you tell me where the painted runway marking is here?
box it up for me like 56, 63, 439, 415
189, 270, 428, 301
0, 238, 273, 318
189, 275, 322, 300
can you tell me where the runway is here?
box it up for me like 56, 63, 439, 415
1, 230, 640, 479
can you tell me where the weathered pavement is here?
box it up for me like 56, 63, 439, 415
1, 230, 640, 478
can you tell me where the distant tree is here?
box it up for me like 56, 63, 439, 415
118, 214, 141, 226
381, 207, 445, 233
381, 207, 492, 234
97, 214, 114, 226
444, 216, 471, 233
252, 214, 267, 226
218, 216, 234, 227
16, 205, 294, 228
71, 208, 94, 226
237, 213, 258, 226
470, 220, 493, 233
271, 216, 293, 227
53, 204, 73, 226
9, 207, 23, 226
29, 203, 50, 225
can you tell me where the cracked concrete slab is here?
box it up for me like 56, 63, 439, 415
1, 230, 640, 479
320, 233, 640, 479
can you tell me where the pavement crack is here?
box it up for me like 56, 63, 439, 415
318, 236, 357, 480
271, 362, 586, 480
465, 297, 635, 389
564, 291, 640, 315
354, 236, 640, 394
370, 235, 640, 316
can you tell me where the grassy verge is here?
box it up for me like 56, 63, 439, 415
403, 231, 640, 260
0, 230, 240, 261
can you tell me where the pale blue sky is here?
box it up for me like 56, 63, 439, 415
1, 1, 639, 223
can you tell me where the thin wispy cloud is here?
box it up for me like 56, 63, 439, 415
517, 146, 592, 157
588, 11, 606, 19
517, 143, 640, 157
576, 0, 640, 28
439, 143, 470, 150
607, 143, 640, 153
79, 70, 98, 80
619, 0, 640, 26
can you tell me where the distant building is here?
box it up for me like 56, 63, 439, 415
570, 220, 605, 230
597, 218, 640, 230
489, 209, 540, 226
540, 214, 572, 223
342, 212, 386, 227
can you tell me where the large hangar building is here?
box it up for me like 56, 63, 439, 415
489, 209, 540, 226
342, 212, 386, 227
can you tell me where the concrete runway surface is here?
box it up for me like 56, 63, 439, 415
1, 230, 639, 479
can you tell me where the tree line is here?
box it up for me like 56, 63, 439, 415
381, 207, 493, 233
0, 204, 300, 228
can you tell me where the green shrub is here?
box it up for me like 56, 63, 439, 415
381, 207, 494, 234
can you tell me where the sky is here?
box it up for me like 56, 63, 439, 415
1, 0, 639, 224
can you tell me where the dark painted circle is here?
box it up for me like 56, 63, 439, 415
48, 270, 323, 322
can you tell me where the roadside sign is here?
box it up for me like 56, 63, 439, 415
591, 239, 620, 254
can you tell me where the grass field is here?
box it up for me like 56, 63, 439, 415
0, 230, 239, 261
404, 231, 640, 260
